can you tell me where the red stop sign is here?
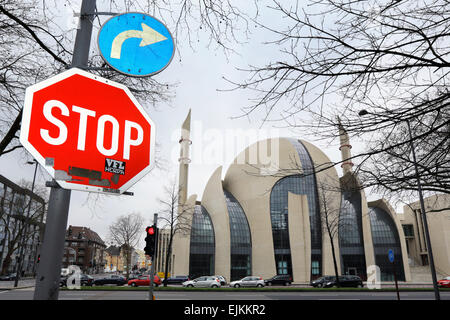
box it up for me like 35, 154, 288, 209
20, 68, 156, 194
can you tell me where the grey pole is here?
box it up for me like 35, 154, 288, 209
33, 185, 71, 300
148, 213, 158, 300
33, 0, 96, 300
406, 119, 440, 300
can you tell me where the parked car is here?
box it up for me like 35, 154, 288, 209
438, 276, 450, 288
164, 275, 190, 284
93, 275, 127, 286
322, 275, 364, 288
0, 273, 17, 281
214, 275, 227, 286
60, 274, 94, 287
182, 276, 221, 288
310, 276, 336, 288
127, 273, 142, 281
264, 275, 292, 286
229, 276, 265, 288
128, 275, 161, 287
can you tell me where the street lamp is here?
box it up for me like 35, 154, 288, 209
13, 159, 38, 287
359, 109, 440, 300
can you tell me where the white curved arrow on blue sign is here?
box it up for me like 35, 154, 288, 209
98, 13, 175, 77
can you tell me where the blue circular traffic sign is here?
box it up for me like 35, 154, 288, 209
98, 12, 175, 77
388, 249, 395, 263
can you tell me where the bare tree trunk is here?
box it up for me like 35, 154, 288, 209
163, 234, 174, 287
1, 255, 12, 274
328, 232, 340, 288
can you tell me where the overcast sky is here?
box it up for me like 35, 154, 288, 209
0, 1, 385, 248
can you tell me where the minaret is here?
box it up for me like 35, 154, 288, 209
178, 109, 191, 208
337, 117, 354, 175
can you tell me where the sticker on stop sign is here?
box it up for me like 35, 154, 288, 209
20, 68, 156, 194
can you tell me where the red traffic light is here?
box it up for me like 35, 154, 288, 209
144, 225, 158, 257
146, 226, 155, 235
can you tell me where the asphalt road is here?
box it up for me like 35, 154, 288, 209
0, 287, 449, 300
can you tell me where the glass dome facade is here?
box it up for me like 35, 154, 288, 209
369, 206, 405, 281
189, 205, 215, 279
270, 139, 322, 279
224, 190, 252, 281
339, 191, 367, 279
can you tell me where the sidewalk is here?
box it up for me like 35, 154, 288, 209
0, 278, 36, 290
291, 281, 436, 288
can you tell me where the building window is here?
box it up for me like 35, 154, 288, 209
311, 261, 320, 275
369, 206, 405, 281
277, 259, 290, 275
339, 190, 367, 280
414, 209, 427, 252
224, 190, 252, 281
402, 224, 414, 238
189, 205, 215, 279
270, 139, 322, 280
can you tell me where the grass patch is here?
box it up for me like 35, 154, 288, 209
61, 285, 450, 293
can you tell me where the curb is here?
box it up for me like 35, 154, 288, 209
0, 286, 34, 290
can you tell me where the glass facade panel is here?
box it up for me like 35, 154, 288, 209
189, 205, 215, 279
402, 224, 414, 237
339, 191, 367, 279
311, 260, 320, 276
369, 206, 405, 281
270, 139, 322, 279
224, 190, 252, 281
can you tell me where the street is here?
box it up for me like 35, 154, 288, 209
0, 286, 449, 300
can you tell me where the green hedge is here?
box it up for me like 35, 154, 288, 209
61, 285, 450, 293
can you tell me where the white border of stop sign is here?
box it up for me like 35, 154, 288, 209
19, 68, 156, 195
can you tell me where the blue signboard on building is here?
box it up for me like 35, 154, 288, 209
98, 12, 175, 77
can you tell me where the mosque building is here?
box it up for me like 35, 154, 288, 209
170, 110, 412, 283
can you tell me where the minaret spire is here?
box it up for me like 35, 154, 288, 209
178, 109, 191, 208
337, 116, 354, 175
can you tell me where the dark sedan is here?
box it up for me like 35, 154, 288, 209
0, 273, 17, 281
264, 275, 293, 286
93, 275, 127, 286
310, 276, 336, 288
164, 275, 190, 285
323, 275, 364, 288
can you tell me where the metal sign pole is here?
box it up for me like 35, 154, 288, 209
33, 182, 71, 300
33, 0, 96, 300
406, 120, 440, 301
148, 213, 158, 300
393, 264, 400, 301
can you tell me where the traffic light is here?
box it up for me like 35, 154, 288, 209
144, 225, 158, 258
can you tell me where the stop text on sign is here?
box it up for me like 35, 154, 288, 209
40, 100, 143, 160
20, 68, 156, 194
